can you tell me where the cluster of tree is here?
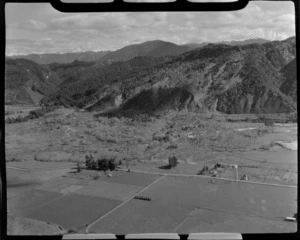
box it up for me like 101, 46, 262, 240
85, 154, 120, 171
5, 106, 56, 124
168, 156, 178, 168
198, 166, 209, 175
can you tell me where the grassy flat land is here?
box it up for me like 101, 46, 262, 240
75, 181, 143, 201
88, 176, 297, 234
176, 208, 296, 233
26, 194, 121, 230
5, 107, 297, 234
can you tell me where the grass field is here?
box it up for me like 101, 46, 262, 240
34, 177, 89, 193
75, 180, 142, 201
8, 189, 63, 216
88, 175, 297, 234
88, 197, 195, 234
7, 160, 75, 170
103, 171, 161, 187
26, 194, 121, 230
176, 208, 297, 233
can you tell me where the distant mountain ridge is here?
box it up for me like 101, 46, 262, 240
7, 38, 272, 65
182, 38, 270, 50
8, 51, 110, 65
95, 40, 193, 65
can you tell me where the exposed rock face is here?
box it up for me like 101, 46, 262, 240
122, 87, 196, 112
86, 94, 125, 111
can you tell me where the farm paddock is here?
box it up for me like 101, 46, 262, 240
88, 176, 297, 234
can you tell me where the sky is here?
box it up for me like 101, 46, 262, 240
5, 1, 295, 56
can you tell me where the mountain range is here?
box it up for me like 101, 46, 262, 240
8, 51, 110, 65
7, 38, 270, 65
5, 37, 297, 115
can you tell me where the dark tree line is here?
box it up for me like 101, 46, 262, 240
85, 154, 121, 172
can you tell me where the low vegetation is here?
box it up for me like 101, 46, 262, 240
5, 106, 56, 124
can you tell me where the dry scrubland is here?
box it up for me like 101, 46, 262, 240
5, 106, 297, 234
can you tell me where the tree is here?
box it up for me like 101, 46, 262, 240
97, 158, 109, 171
85, 154, 96, 169
108, 159, 117, 171
168, 156, 178, 168
90, 159, 97, 170
77, 161, 81, 172
85, 154, 91, 169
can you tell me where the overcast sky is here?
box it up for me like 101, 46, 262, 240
5, 1, 295, 56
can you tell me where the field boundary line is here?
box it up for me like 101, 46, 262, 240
6, 166, 30, 171
173, 208, 198, 232
85, 174, 166, 233
126, 169, 297, 188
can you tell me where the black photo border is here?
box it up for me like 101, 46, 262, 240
0, 0, 299, 240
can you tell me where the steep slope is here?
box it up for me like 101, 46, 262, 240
96, 40, 192, 65
5, 59, 62, 105
280, 58, 297, 102
42, 56, 169, 108
94, 38, 296, 114
8, 51, 110, 64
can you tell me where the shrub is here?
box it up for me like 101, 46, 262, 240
167, 144, 178, 149
92, 175, 100, 180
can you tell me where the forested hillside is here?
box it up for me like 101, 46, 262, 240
5, 59, 61, 105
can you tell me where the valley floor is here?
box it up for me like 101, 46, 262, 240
5, 107, 297, 235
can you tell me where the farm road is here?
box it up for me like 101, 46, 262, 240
125, 169, 297, 188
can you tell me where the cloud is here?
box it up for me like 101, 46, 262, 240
27, 19, 47, 30
5, 1, 296, 55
